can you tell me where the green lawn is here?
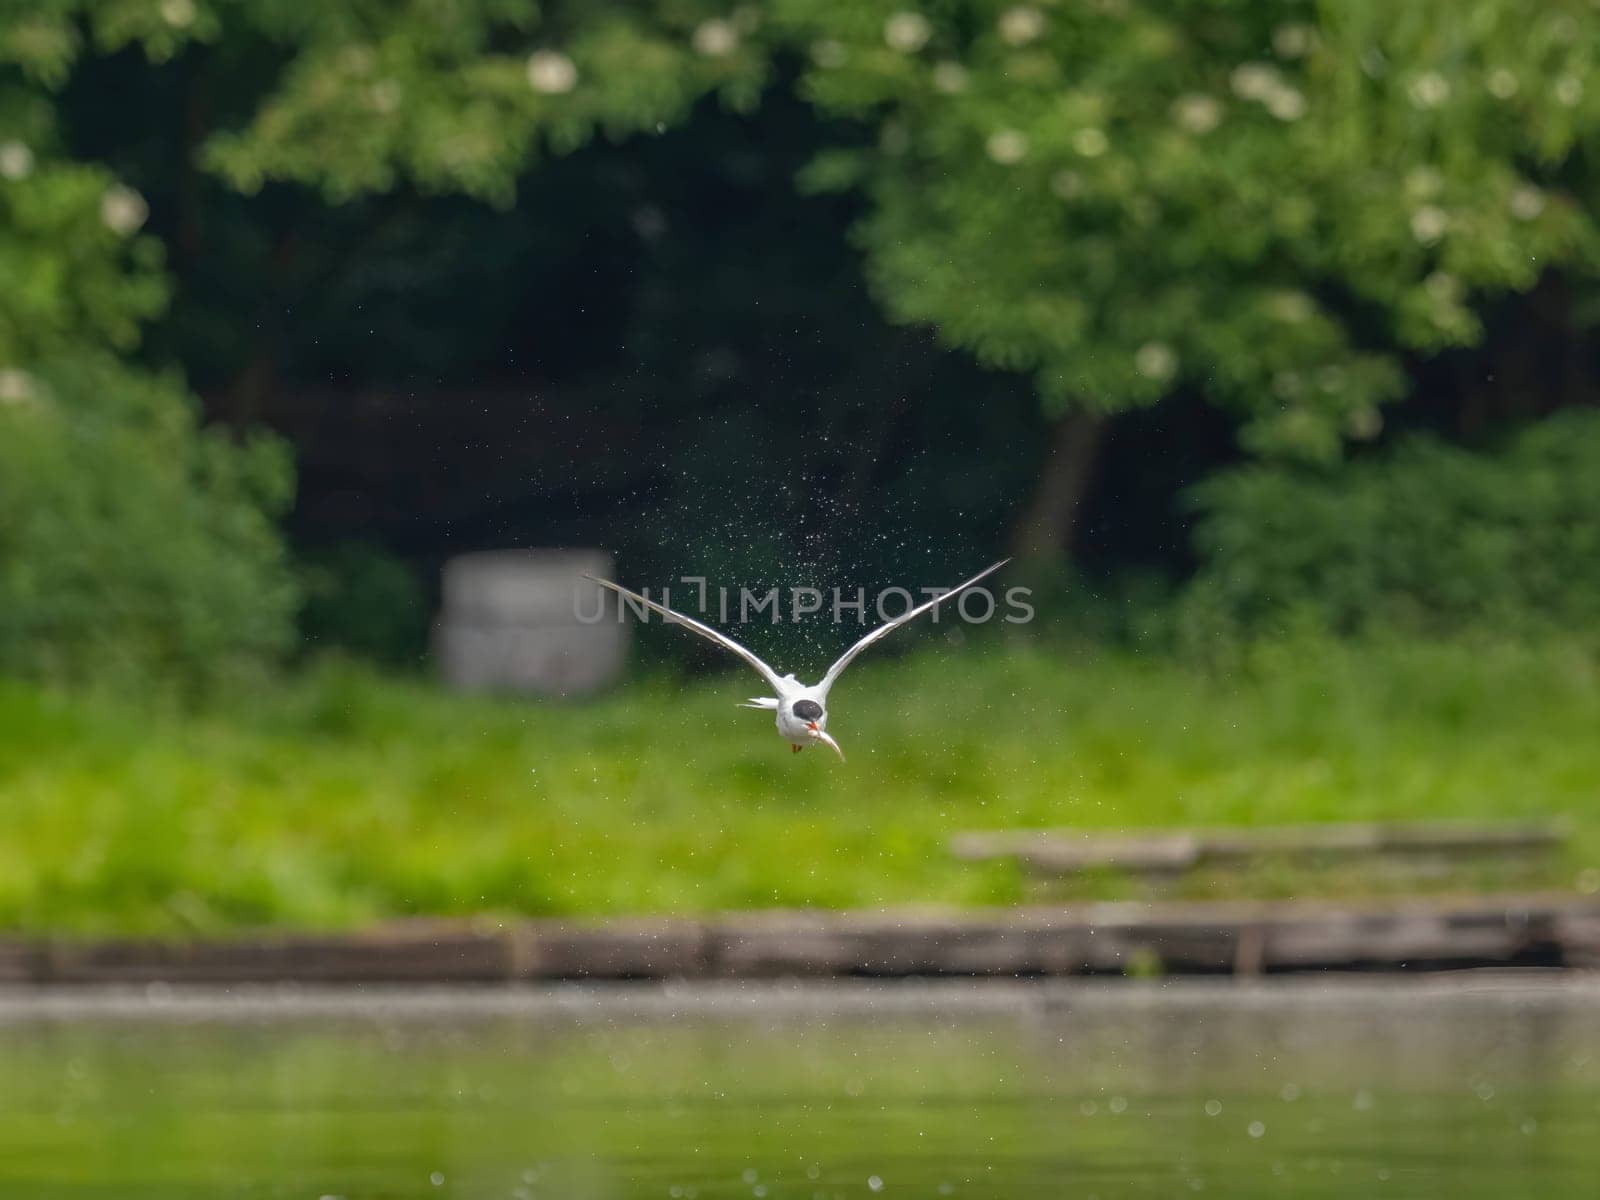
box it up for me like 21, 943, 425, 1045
1, 634, 1597, 935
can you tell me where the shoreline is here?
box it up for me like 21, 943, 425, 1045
4, 892, 1597, 987
2, 970, 1598, 1023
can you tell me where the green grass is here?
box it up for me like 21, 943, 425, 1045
1, 634, 1598, 935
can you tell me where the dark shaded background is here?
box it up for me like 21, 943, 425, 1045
61, 46, 1599, 664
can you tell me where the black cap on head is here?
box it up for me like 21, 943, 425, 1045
792, 699, 824, 722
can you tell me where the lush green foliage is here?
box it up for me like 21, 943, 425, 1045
1187, 409, 1600, 636
777, 2, 1600, 452
16, 3, 1593, 456
186, 0, 1600, 457
299, 543, 430, 666
6, 2, 1599, 682
1, 0, 302, 687
2, 636, 1596, 934
0, 357, 296, 688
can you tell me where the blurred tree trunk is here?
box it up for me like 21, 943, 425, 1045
1008, 409, 1107, 561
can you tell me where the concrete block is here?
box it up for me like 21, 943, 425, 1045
435, 549, 625, 696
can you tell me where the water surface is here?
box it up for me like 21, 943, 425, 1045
1, 977, 1597, 1198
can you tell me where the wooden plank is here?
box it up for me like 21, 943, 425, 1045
515, 919, 708, 979
1553, 911, 1600, 969
952, 820, 1569, 879
709, 911, 1103, 977
707, 909, 1245, 977
951, 831, 1200, 869
38, 923, 513, 984
1202, 820, 1568, 859
0, 941, 43, 984
707, 899, 1583, 977
2, 895, 1594, 984
1261, 911, 1540, 969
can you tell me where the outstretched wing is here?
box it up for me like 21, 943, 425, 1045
585, 575, 789, 695
816, 559, 1010, 697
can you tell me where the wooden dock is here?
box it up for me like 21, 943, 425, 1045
950, 820, 1570, 882
3, 894, 1598, 984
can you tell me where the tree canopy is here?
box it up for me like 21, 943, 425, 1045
51, 0, 1592, 460
5, 1, 1600, 679
9, 2, 1600, 458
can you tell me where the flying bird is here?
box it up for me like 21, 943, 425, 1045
584, 560, 1010, 761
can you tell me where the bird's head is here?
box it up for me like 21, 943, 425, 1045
792, 698, 844, 761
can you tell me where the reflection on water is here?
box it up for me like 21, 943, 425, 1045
1, 978, 1597, 1198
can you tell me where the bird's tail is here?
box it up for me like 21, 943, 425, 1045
738, 697, 779, 710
